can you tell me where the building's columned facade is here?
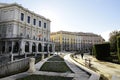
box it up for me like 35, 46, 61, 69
50, 31, 104, 53
0, 3, 55, 60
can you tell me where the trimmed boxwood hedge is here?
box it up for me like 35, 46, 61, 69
117, 36, 120, 62
93, 43, 110, 60
16, 75, 73, 80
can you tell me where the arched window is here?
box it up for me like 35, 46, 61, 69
33, 36, 35, 40
9, 47, 12, 52
20, 33, 23, 36
25, 42, 29, 52
27, 35, 29, 38
1, 41, 5, 53
38, 43, 42, 52
32, 42, 36, 52
44, 44, 47, 52
49, 44, 52, 52
2, 46, 5, 53
13, 42, 19, 53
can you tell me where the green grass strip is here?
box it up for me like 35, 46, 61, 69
40, 62, 73, 73
16, 75, 73, 80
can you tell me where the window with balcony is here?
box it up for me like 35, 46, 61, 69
27, 16, 30, 23
21, 13, 24, 21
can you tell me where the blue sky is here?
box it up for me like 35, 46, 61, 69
0, 0, 120, 41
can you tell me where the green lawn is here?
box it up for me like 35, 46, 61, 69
47, 55, 64, 61
40, 55, 73, 73
16, 75, 73, 80
40, 62, 73, 73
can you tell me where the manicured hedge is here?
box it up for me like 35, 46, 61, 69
93, 43, 110, 60
16, 75, 73, 80
117, 36, 120, 62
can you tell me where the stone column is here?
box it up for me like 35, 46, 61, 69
42, 53, 44, 60
42, 43, 45, 60
42, 43, 44, 52
11, 41, 13, 53
11, 41, 14, 62
61, 43, 63, 52
35, 42, 38, 57
29, 42, 32, 53
36, 43, 38, 53
47, 44, 50, 53
5, 41, 7, 53
52, 44, 55, 53
20, 40, 25, 54
47, 44, 50, 57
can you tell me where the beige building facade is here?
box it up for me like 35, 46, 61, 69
50, 31, 104, 52
0, 3, 55, 61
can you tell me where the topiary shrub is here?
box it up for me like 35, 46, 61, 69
93, 43, 110, 60
117, 36, 120, 62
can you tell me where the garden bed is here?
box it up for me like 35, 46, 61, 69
40, 55, 73, 73
40, 62, 73, 73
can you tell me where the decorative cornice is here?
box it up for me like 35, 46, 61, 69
0, 3, 51, 22
51, 30, 102, 37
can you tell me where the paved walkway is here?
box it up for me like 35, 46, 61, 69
64, 54, 90, 80
64, 54, 100, 80
74, 54, 120, 80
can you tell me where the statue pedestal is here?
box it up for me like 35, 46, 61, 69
28, 58, 36, 73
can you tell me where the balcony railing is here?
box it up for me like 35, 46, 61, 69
0, 34, 51, 42
0, 34, 26, 38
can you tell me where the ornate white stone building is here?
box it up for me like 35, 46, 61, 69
0, 3, 55, 60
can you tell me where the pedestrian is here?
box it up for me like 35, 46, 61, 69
81, 52, 84, 59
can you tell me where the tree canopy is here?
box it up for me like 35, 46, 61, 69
109, 30, 120, 52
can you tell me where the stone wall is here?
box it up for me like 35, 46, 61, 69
0, 58, 29, 78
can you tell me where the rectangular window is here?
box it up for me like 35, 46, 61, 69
27, 16, 30, 23
33, 19, 36, 25
44, 23, 46, 28
39, 21, 41, 27
21, 13, 24, 21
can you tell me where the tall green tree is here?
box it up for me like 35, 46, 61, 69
109, 30, 120, 52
